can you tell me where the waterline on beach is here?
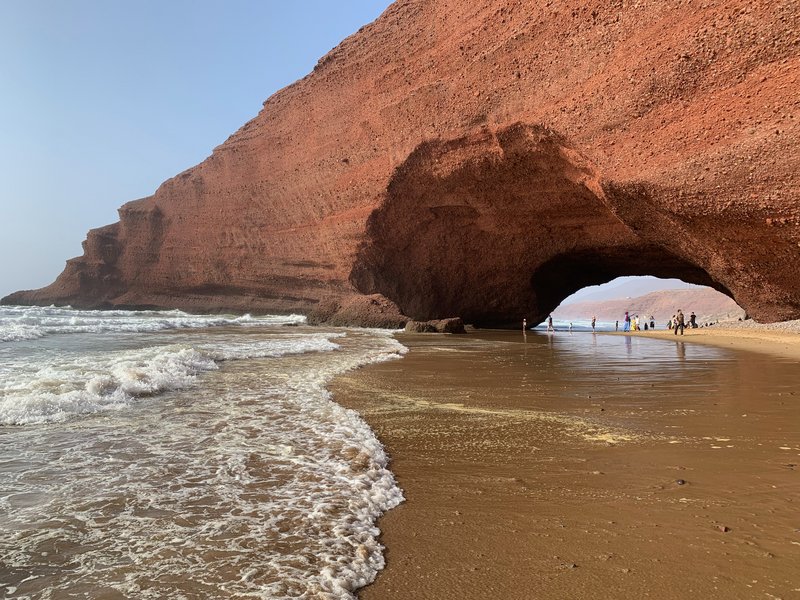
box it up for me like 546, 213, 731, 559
0, 306, 405, 599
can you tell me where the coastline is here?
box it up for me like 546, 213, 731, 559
332, 328, 800, 599
613, 321, 800, 360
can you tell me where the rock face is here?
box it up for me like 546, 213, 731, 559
405, 317, 466, 334
4, 0, 799, 326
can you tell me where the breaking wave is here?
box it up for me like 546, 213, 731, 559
0, 333, 343, 426
0, 305, 305, 342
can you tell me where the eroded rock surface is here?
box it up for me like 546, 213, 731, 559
5, 0, 799, 325
405, 318, 466, 334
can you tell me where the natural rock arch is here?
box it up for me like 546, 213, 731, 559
351, 124, 734, 327
5, 1, 798, 325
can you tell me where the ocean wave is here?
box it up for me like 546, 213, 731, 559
0, 334, 343, 426
0, 327, 409, 599
0, 305, 306, 343
0, 323, 46, 342
0, 346, 217, 425
202, 332, 345, 361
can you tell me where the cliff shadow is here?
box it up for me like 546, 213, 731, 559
350, 123, 734, 327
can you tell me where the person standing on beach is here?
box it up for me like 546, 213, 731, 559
591, 316, 596, 332
623, 311, 631, 332
674, 309, 685, 335
615, 320, 619, 331
547, 315, 554, 332
650, 315, 655, 330
522, 318, 527, 331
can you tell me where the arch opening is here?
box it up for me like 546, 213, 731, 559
350, 123, 746, 328
529, 246, 737, 326
547, 275, 745, 332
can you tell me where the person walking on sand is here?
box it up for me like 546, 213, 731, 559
547, 315, 554, 332
674, 309, 685, 335
623, 311, 631, 332
569, 322, 573, 333
522, 318, 527, 331
591, 316, 596, 332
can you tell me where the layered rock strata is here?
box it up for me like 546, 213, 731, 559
5, 0, 799, 326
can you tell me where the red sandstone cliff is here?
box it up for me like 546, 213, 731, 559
4, 0, 799, 326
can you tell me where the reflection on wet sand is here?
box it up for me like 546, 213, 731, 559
334, 330, 800, 600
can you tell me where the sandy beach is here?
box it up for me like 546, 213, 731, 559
621, 325, 800, 361
332, 327, 800, 599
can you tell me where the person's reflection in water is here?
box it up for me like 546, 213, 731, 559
676, 341, 686, 360
625, 335, 632, 356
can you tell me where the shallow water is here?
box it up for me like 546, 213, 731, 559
0, 307, 405, 599
4, 306, 799, 599
337, 329, 800, 600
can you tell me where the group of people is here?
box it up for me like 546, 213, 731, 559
620, 309, 697, 334
668, 310, 697, 333
621, 312, 655, 332
528, 309, 699, 334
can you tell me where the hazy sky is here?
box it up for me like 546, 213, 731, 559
0, 0, 391, 298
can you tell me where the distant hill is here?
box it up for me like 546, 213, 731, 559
553, 287, 744, 325
562, 276, 703, 304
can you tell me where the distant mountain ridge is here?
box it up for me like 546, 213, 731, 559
552, 288, 744, 325
562, 277, 702, 304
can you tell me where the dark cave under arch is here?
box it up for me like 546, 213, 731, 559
350, 123, 738, 328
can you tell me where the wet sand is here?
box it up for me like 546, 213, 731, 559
623, 326, 800, 361
331, 329, 800, 599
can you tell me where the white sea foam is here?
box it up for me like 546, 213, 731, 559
202, 332, 345, 361
0, 323, 407, 599
0, 305, 305, 342
0, 345, 215, 425
0, 333, 343, 426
